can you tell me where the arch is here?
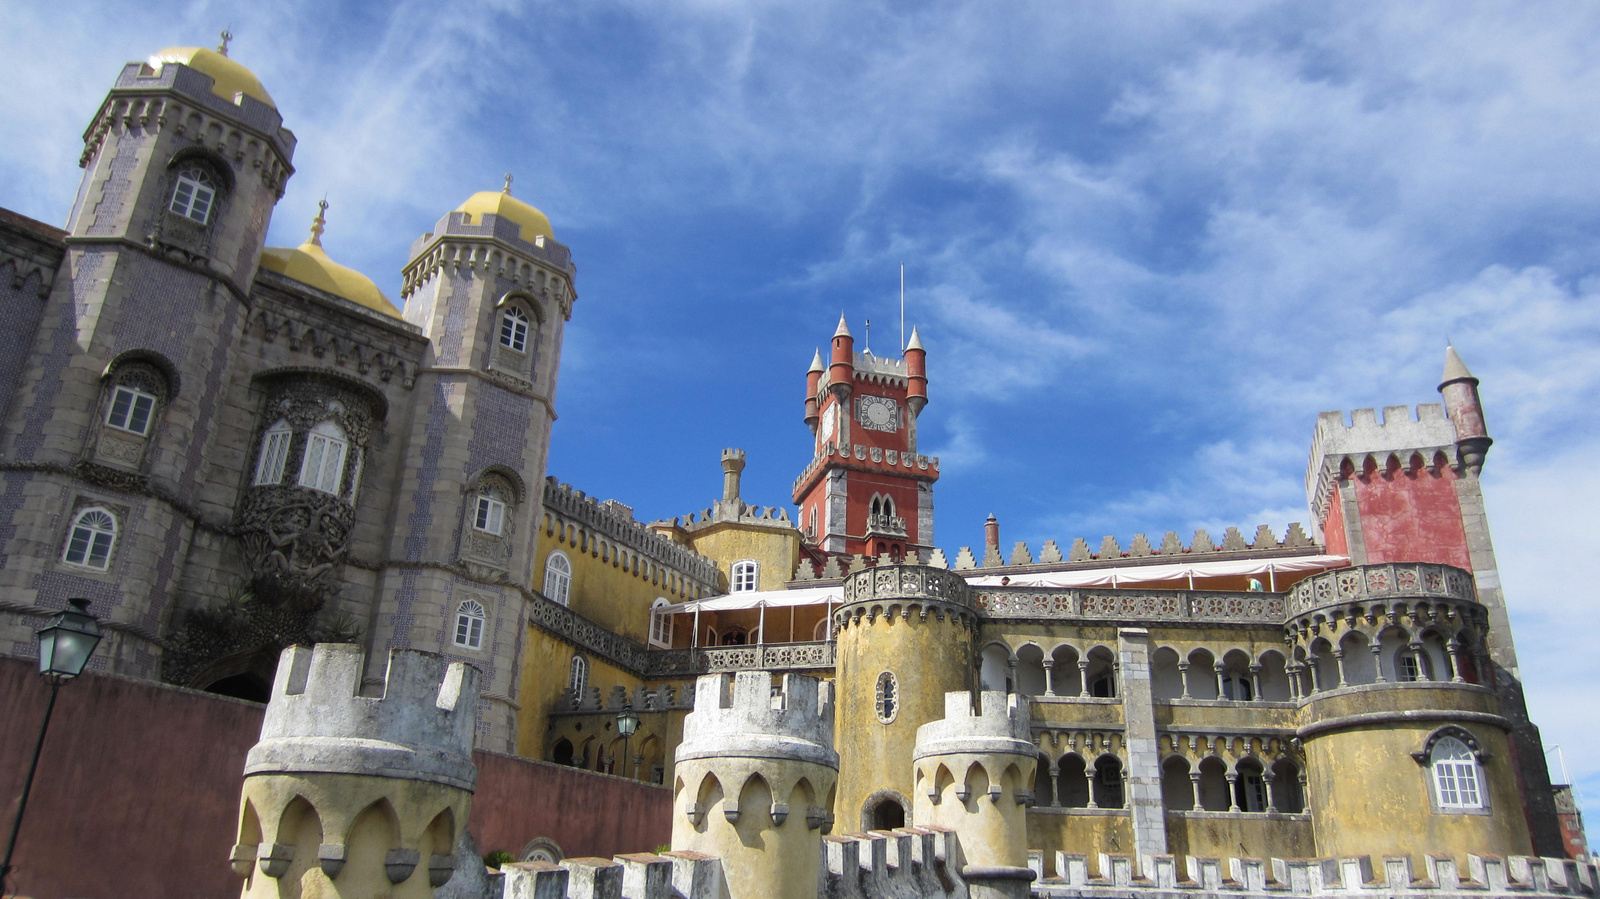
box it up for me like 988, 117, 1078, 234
862, 788, 910, 831
1257, 650, 1291, 701
1270, 758, 1305, 813
275, 795, 323, 886
1056, 754, 1090, 808
1049, 644, 1083, 696
425, 806, 455, 859
346, 798, 402, 884
551, 738, 575, 766
1309, 637, 1339, 692
165, 144, 236, 192
1084, 646, 1117, 698
467, 465, 529, 506
1233, 757, 1268, 812
1014, 643, 1047, 696
1151, 647, 1183, 700
1160, 756, 1194, 810
298, 419, 349, 494
253, 419, 293, 486
1338, 631, 1377, 686
235, 798, 264, 873
499, 304, 531, 353
979, 642, 1013, 693
544, 550, 573, 605
63, 507, 118, 570
1220, 649, 1254, 701
568, 654, 588, 698
103, 349, 181, 399
1426, 735, 1485, 810
520, 837, 564, 864
453, 600, 487, 650
497, 290, 547, 323
1197, 757, 1230, 811
1090, 755, 1124, 809
875, 671, 899, 723
649, 598, 673, 648
1185, 648, 1219, 700
1033, 752, 1055, 806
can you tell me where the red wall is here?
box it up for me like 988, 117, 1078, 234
1350, 465, 1472, 568
1321, 484, 1349, 557
0, 657, 672, 899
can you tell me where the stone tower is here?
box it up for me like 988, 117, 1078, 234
793, 318, 938, 558
913, 690, 1038, 899
233, 643, 480, 899
0, 42, 293, 677
369, 184, 577, 750
832, 564, 978, 832
671, 671, 839, 899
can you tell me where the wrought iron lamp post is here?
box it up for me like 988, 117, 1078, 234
617, 704, 640, 779
0, 599, 103, 895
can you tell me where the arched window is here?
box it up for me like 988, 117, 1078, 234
474, 492, 507, 535
63, 507, 117, 570
1430, 736, 1484, 810
106, 383, 159, 436
1396, 647, 1432, 682
730, 559, 759, 593
1235, 760, 1268, 812
875, 671, 898, 723
499, 306, 530, 353
253, 420, 292, 485
543, 551, 572, 605
648, 598, 673, 648
813, 618, 830, 641
453, 600, 486, 650
169, 170, 217, 224
719, 627, 747, 646
298, 421, 349, 494
568, 654, 588, 696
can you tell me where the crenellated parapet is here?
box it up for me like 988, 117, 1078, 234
1305, 405, 1460, 525
542, 478, 722, 592
950, 522, 1319, 573
835, 564, 979, 633
235, 643, 480, 898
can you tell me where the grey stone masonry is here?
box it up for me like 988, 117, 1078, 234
676, 671, 837, 770
1115, 628, 1167, 864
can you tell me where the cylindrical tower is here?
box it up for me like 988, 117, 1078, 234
1438, 344, 1492, 475
904, 326, 927, 416
913, 690, 1038, 899
721, 448, 747, 504
672, 671, 839, 899
832, 564, 978, 832
828, 314, 855, 403
805, 349, 824, 429
234, 644, 479, 899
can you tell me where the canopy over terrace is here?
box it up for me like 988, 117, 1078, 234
657, 555, 1349, 647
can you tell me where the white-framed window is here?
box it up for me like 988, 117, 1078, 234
569, 654, 588, 695
500, 306, 530, 353
169, 170, 217, 224
544, 551, 572, 606
106, 385, 159, 436
730, 559, 759, 593
1431, 736, 1484, 809
453, 600, 486, 650
648, 598, 673, 648
63, 507, 117, 570
297, 421, 348, 494
813, 618, 830, 641
474, 494, 506, 535
253, 420, 292, 486
1239, 769, 1268, 812
875, 671, 898, 723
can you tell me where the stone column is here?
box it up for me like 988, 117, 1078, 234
1042, 659, 1056, 696
1249, 665, 1263, 702
1409, 642, 1432, 681
1333, 650, 1348, 688
1176, 662, 1191, 699
1370, 643, 1386, 683
1212, 662, 1226, 700
1077, 659, 1091, 698
1115, 628, 1168, 865
1189, 772, 1203, 811
1225, 772, 1240, 812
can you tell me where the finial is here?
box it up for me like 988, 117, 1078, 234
864, 319, 871, 354
503, 173, 514, 194
833, 313, 852, 338
906, 326, 924, 352
309, 199, 328, 247
218, 29, 233, 57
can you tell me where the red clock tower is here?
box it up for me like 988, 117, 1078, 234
792, 315, 940, 559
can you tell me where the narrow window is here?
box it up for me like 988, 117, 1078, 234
63, 508, 117, 570
648, 598, 673, 648
106, 385, 159, 436
543, 551, 572, 605
500, 306, 530, 353
1431, 737, 1484, 809
169, 170, 216, 224
730, 559, 759, 593
474, 494, 506, 535
875, 671, 898, 723
253, 420, 292, 486
298, 421, 349, 494
1238, 769, 1268, 812
453, 600, 486, 650
569, 654, 589, 696
1398, 650, 1430, 682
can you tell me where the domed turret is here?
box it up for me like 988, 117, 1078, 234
259, 202, 401, 318
453, 177, 555, 243
149, 35, 275, 107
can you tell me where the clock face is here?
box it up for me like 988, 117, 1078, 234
858, 396, 899, 432
820, 406, 836, 440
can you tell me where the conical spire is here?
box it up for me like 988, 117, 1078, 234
833, 313, 852, 338
808, 348, 824, 373
307, 199, 328, 247
1440, 343, 1476, 385
905, 326, 924, 352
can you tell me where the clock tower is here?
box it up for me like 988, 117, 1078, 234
792, 316, 940, 559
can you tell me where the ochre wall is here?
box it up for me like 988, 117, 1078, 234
681, 522, 800, 593
1349, 467, 1472, 568
0, 656, 673, 899
534, 520, 694, 643
1164, 812, 1316, 863
1026, 812, 1133, 877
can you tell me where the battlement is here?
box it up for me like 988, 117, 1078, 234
243, 643, 480, 791
1031, 851, 1600, 899
658, 502, 796, 534
498, 851, 724, 899
823, 827, 969, 899
543, 478, 723, 588
1306, 404, 1461, 521
914, 690, 1035, 761
676, 672, 838, 770
793, 442, 939, 497
949, 522, 1319, 572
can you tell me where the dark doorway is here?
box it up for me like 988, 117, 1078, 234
871, 799, 905, 830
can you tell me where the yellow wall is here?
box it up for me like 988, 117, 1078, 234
1025, 812, 1134, 877
679, 522, 800, 593
534, 522, 696, 644
1164, 811, 1316, 862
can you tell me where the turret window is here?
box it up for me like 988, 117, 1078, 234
544, 551, 572, 605
649, 598, 673, 648
1430, 737, 1483, 809
63, 507, 117, 570
569, 654, 589, 696
731, 559, 759, 593
875, 671, 898, 723
298, 421, 349, 494
106, 385, 158, 436
169, 170, 217, 224
474, 494, 506, 535
253, 420, 292, 485
500, 306, 530, 352
453, 600, 486, 650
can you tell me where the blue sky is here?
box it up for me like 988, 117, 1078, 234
3, 1, 1598, 836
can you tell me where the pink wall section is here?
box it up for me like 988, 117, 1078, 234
0, 656, 672, 899
1350, 466, 1473, 569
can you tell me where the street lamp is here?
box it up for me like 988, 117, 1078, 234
617, 704, 640, 779
1, 599, 103, 895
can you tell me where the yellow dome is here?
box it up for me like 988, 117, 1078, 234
259, 241, 400, 319
455, 190, 555, 242
149, 46, 275, 108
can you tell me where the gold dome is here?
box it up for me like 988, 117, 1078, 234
259, 203, 399, 318
455, 189, 555, 242
149, 45, 275, 108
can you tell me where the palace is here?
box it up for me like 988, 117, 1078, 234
0, 39, 1591, 899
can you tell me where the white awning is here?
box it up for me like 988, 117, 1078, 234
660, 585, 843, 615
964, 554, 1349, 588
